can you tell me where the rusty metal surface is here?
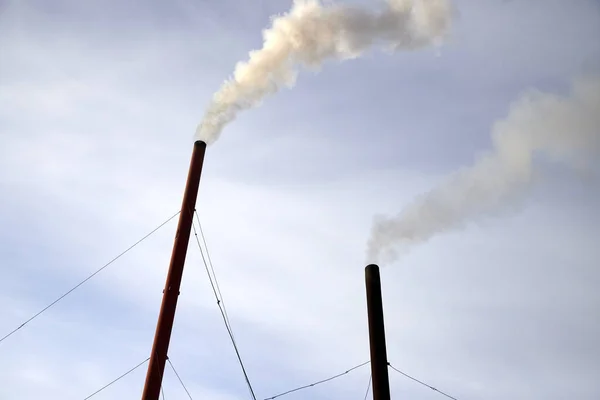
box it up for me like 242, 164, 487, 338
141, 140, 207, 400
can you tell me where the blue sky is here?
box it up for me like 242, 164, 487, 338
1, 0, 599, 399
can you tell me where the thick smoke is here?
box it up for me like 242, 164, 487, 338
368, 75, 600, 264
196, 0, 451, 144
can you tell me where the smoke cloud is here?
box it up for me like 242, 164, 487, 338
368, 75, 600, 264
196, 0, 452, 144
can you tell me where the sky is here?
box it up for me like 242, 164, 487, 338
1, 0, 599, 399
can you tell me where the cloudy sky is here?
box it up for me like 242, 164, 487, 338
1, 0, 599, 399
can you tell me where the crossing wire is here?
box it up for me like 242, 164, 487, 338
83, 357, 150, 399
191, 216, 257, 400
168, 358, 194, 400
363, 374, 372, 400
195, 211, 234, 335
264, 361, 370, 400
0, 211, 180, 346
388, 362, 459, 400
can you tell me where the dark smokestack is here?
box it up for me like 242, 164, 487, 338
142, 140, 207, 400
365, 264, 391, 400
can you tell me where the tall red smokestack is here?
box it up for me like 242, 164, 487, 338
141, 140, 207, 400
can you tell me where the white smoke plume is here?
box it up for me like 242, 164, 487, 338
368, 75, 600, 264
196, 0, 452, 144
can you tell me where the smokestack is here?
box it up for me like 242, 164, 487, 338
365, 264, 391, 400
142, 140, 207, 400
